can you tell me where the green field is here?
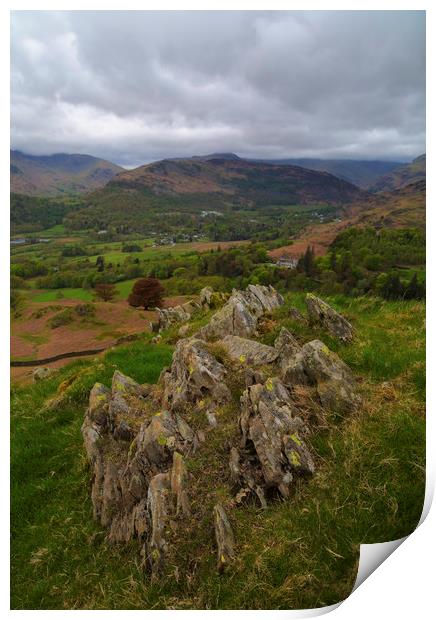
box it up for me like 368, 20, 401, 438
31, 288, 94, 302
10, 295, 425, 609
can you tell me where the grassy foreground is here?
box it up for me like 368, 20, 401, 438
10, 295, 425, 609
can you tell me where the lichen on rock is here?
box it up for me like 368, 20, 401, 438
305, 293, 354, 343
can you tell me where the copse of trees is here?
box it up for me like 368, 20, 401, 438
62, 245, 88, 257
128, 277, 164, 309
122, 243, 142, 253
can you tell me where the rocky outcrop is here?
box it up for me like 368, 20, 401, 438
219, 335, 279, 366
156, 301, 199, 331
198, 285, 284, 341
237, 377, 315, 499
305, 294, 354, 343
300, 340, 361, 412
81, 370, 195, 575
160, 337, 231, 411
81, 284, 361, 579
199, 286, 228, 310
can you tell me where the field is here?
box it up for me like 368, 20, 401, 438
10, 294, 425, 609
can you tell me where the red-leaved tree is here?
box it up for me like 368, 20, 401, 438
94, 283, 116, 302
128, 277, 164, 309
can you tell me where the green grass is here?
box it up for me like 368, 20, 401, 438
19, 333, 49, 346
114, 279, 136, 300
10, 295, 425, 609
31, 288, 94, 303
37, 224, 67, 237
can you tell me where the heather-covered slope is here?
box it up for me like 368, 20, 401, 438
370, 154, 426, 192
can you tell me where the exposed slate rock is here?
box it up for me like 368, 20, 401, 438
214, 503, 235, 573
239, 377, 314, 499
305, 293, 354, 343
219, 334, 279, 366
160, 337, 231, 411
198, 284, 284, 341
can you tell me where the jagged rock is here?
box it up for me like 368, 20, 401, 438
112, 370, 146, 398
32, 367, 52, 382
239, 377, 314, 498
81, 383, 112, 521
228, 446, 267, 508
109, 370, 147, 428
273, 331, 308, 387
88, 382, 111, 427
198, 284, 284, 341
280, 349, 310, 386
219, 335, 279, 366
113, 420, 135, 441
147, 472, 171, 576
244, 368, 266, 387
156, 301, 199, 331
160, 337, 231, 411
305, 294, 354, 343
130, 410, 196, 477
274, 327, 300, 355
170, 451, 190, 516
199, 286, 214, 307
214, 503, 235, 573
301, 340, 361, 412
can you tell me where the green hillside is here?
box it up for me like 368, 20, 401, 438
11, 294, 425, 609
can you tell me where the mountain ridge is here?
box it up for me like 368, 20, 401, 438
370, 154, 426, 192
10, 150, 124, 196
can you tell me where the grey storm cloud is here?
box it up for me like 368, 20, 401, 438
11, 10, 425, 167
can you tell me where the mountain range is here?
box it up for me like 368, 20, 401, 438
10, 150, 123, 196
10, 149, 424, 198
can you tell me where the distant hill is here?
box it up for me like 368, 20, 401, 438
370, 154, 426, 192
247, 157, 404, 189
64, 156, 367, 233
108, 156, 366, 204
10, 150, 124, 196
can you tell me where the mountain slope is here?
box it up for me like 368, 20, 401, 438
269, 180, 425, 259
63, 157, 367, 233
247, 157, 404, 188
10, 150, 124, 196
108, 157, 366, 204
370, 154, 426, 192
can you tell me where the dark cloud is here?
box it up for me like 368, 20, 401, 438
11, 10, 425, 166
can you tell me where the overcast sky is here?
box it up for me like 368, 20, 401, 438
11, 10, 425, 167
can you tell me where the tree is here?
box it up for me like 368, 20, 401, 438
95, 283, 116, 302
381, 274, 404, 300
298, 246, 317, 277
404, 272, 425, 300
128, 277, 164, 309
96, 255, 105, 272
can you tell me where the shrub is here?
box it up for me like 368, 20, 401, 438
48, 308, 75, 329
48, 304, 96, 328
94, 283, 116, 302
